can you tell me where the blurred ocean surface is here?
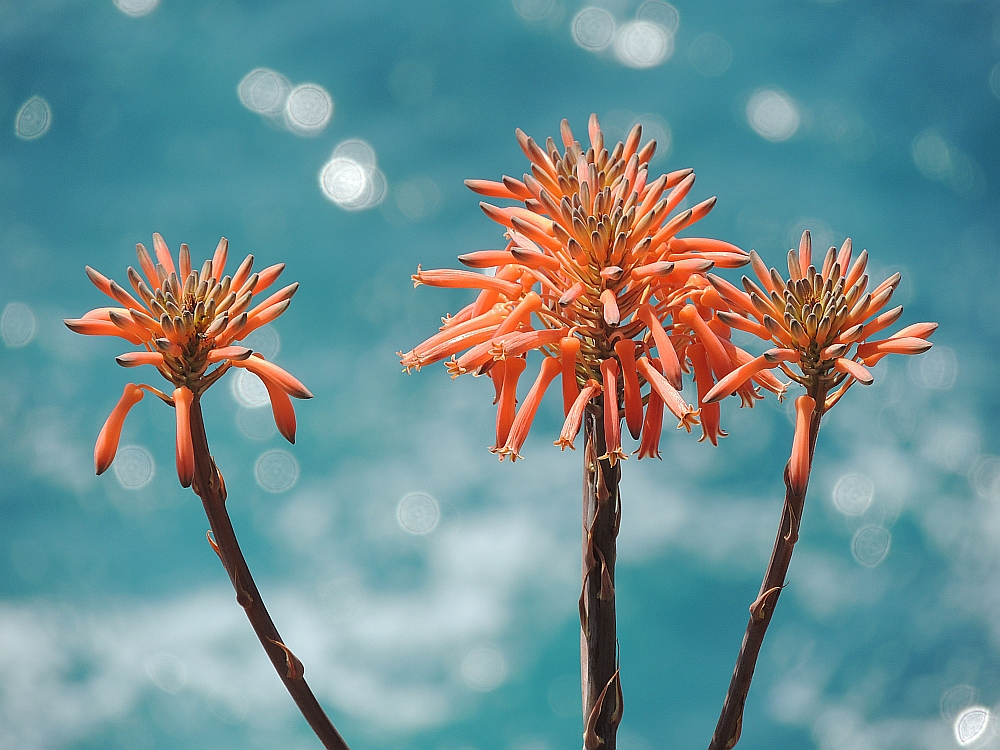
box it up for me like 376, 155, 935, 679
1, 0, 999, 748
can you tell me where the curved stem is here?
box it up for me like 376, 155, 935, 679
581, 405, 623, 750
188, 396, 351, 750
707, 386, 826, 750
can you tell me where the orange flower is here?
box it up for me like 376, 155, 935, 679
703, 230, 937, 411
66, 234, 312, 486
399, 115, 754, 462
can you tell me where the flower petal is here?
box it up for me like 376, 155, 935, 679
834, 357, 874, 384
115, 352, 165, 368
599, 358, 626, 465
234, 356, 313, 399
614, 339, 643, 440
788, 395, 815, 496
500, 356, 560, 461
172, 386, 195, 488
94, 384, 144, 474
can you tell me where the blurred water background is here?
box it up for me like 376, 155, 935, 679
1, 0, 999, 748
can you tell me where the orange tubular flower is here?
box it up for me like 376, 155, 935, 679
399, 114, 755, 459
66, 234, 312, 484
702, 230, 937, 411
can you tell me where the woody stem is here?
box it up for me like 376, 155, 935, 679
707, 385, 826, 750
188, 396, 350, 750
581, 405, 623, 750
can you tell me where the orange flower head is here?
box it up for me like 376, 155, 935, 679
66, 233, 312, 486
703, 230, 937, 411
399, 115, 756, 461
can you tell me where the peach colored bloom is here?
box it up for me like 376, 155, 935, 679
66, 234, 312, 486
703, 230, 936, 411
400, 115, 756, 461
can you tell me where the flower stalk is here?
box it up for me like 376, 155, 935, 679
702, 230, 937, 749
707, 383, 825, 750
189, 396, 350, 750
581, 405, 623, 750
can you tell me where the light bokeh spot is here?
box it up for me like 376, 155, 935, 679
461, 646, 507, 691
254, 450, 299, 493
319, 147, 387, 211
113, 0, 159, 17
242, 324, 280, 360
688, 32, 732, 76
230, 369, 269, 408
113, 446, 155, 490
14, 97, 51, 141
236, 407, 277, 441
955, 706, 990, 746
850, 526, 891, 568
1, 302, 36, 347
143, 653, 186, 694
746, 89, 800, 141
237, 69, 291, 115
968, 455, 1000, 501
614, 21, 673, 68
397, 492, 440, 535
572, 8, 615, 51
396, 176, 441, 221
636, 1, 679, 34
284, 83, 333, 136
512, 0, 556, 21
941, 685, 977, 721
908, 345, 956, 390
832, 474, 874, 516
333, 139, 378, 170
912, 129, 952, 180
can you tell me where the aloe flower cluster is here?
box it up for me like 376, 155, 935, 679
65, 234, 311, 486
399, 114, 794, 462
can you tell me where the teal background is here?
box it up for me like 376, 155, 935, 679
1, 1, 998, 749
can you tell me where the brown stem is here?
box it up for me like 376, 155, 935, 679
707, 386, 826, 750
580, 405, 623, 750
188, 396, 351, 750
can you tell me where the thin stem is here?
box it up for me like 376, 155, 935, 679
581, 405, 623, 750
707, 386, 826, 750
188, 396, 350, 750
